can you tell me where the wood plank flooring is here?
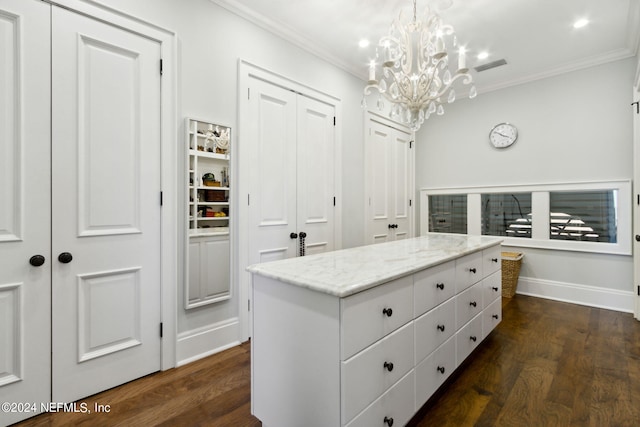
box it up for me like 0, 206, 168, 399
12, 295, 640, 427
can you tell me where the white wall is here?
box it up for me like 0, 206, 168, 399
416, 58, 637, 311
95, 0, 366, 361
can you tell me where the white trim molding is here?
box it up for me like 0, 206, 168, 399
176, 318, 241, 366
516, 276, 634, 313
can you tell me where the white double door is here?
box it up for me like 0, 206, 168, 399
365, 116, 414, 243
247, 77, 336, 265
0, 1, 161, 424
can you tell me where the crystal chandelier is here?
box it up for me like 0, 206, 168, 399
362, 0, 476, 131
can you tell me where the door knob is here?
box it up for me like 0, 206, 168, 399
299, 231, 307, 238
29, 255, 46, 267
290, 232, 298, 239
636, 235, 640, 242
58, 252, 73, 264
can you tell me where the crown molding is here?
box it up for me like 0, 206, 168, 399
209, 0, 364, 79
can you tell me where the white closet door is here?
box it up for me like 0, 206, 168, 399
296, 96, 335, 256
366, 118, 413, 243
248, 77, 298, 264
51, 7, 162, 403
0, 1, 51, 424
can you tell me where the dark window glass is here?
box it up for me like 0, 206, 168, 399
481, 193, 532, 238
428, 195, 467, 234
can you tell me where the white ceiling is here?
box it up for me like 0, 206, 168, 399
213, 0, 640, 93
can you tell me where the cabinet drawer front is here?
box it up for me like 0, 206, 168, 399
413, 260, 455, 317
456, 313, 483, 365
483, 297, 502, 339
415, 335, 456, 408
414, 297, 455, 363
482, 245, 501, 277
345, 370, 415, 427
455, 281, 483, 329
341, 276, 413, 360
342, 322, 414, 425
482, 270, 502, 308
455, 251, 483, 292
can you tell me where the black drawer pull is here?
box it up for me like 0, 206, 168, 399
382, 307, 393, 317
470, 336, 477, 342
437, 366, 445, 374
492, 314, 499, 319
492, 286, 499, 292
491, 258, 498, 262
436, 283, 444, 290
469, 301, 477, 307
383, 361, 394, 372
437, 324, 445, 332
469, 267, 476, 274
384, 416, 394, 426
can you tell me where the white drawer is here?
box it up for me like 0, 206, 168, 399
345, 370, 415, 427
414, 297, 455, 364
413, 260, 455, 317
483, 297, 502, 338
482, 270, 502, 308
341, 275, 413, 360
341, 322, 414, 425
482, 245, 501, 277
455, 281, 483, 329
415, 335, 456, 409
456, 313, 483, 365
455, 251, 483, 292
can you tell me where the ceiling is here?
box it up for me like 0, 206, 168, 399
213, 0, 640, 94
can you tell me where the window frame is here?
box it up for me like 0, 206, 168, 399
420, 180, 631, 255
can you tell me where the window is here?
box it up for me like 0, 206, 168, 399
481, 193, 532, 238
420, 180, 630, 255
428, 194, 467, 234
549, 190, 617, 243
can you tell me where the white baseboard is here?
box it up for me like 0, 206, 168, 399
176, 317, 241, 367
516, 276, 634, 313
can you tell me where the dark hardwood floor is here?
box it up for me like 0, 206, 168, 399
12, 295, 640, 427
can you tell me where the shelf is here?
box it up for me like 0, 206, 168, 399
197, 186, 230, 191
196, 202, 229, 206
189, 149, 229, 160
196, 217, 229, 221
189, 228, 230, 238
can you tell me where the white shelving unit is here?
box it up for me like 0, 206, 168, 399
185, 118, 232, 308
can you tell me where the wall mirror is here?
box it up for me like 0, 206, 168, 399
185, 118, 231, 308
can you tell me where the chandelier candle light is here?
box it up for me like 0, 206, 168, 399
362, 0, 476, 131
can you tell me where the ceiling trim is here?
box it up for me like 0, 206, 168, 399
209, 0, 364, 79
210, 0, 640, 95
479, 48, 636, 95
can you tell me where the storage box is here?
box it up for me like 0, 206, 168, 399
502, 251, 524, 298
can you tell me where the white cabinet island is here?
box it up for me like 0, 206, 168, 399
247, 233, 503, 427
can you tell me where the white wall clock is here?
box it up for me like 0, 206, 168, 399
489, 122, 518, 148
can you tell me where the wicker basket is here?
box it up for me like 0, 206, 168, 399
502, 251, 524, 298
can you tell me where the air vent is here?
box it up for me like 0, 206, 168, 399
474, 59, 507, 72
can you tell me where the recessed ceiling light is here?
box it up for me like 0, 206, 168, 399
359, 39, 370, 48
573, 18, 589, 29
477, 51, 489, 60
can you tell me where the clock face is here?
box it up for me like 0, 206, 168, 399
489, 123, 518, 148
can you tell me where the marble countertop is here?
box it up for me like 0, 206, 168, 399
247, 233, 503, 297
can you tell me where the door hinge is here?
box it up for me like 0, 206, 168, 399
247, 194, 250, 206
159, 322, 163, 338
637, 285, 640, 296
248, 88, 250, 100
409, 199, 412, 207
159, 59, 163, 75
160, 191, 163, 206
410, 140, 413, 149
333, 116, 336, 126
333, 196, 336, 206
632, 101, 639, 114
248, 299, 251, 311
637, 194, 639, 205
